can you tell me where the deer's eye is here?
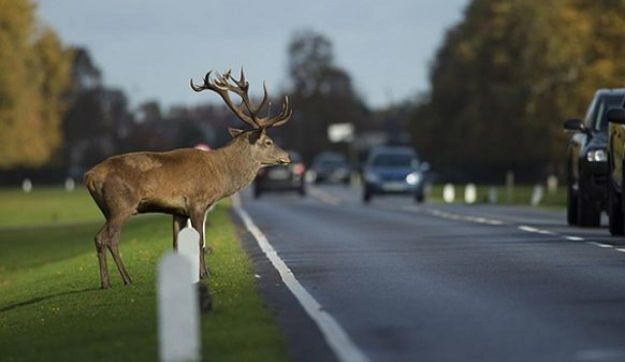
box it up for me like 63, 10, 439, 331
265, 140, 272, 146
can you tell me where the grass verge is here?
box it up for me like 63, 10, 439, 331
0, 187, 287, 362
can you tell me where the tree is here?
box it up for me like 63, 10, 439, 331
62, 48, 135, 175
411, 0, 625, 181
280, 29, 369, 163
0, 0, 71, 169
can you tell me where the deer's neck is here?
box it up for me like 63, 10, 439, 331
214, 140, 260, 197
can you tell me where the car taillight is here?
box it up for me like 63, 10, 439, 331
293, 163, 305, 175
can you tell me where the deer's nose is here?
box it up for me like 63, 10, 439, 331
279, 155, 291, 165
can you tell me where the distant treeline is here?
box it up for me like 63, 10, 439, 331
410, 0, 625, 182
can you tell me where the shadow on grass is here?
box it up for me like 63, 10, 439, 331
0, 287, 100, 312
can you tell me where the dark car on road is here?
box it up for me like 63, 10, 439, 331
362, 146, 427, 203
606, 92, 625, 235
564, 89, 625, 227
254, 151, 306, 198
309, 152, 351, 184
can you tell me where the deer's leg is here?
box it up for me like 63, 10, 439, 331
190, 210, 209, 279
172, 214, 188, 250
202, 207, 214, 255
95, 223, 111, 289
106, 216, 132, 285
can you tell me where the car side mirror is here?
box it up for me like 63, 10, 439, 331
607, 107, 625, 124
563, 118, 586, 132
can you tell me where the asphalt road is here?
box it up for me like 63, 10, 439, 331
236, 184, 625, 362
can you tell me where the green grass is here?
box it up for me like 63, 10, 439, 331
425, 184, 566, 208
0, 187, 287, 362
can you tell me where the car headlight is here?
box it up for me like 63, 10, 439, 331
364, 171, 380, 183
406, 172, 421, 185
587, 149, 607, 162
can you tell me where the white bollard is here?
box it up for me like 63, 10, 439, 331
65, 177, 75, 192
464, 183, 477, 204
505, 171, 514, 203
177, 227, 200, 283
157, 253, 200, 362
547, 175, 558, 195
22, 178, 32, 193
488, 187, 498, 204
443, 183, 455, 203
531, 184, 544, 206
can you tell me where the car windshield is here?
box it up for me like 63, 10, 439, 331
371, 153, 416, 167
595, 94, 625, 131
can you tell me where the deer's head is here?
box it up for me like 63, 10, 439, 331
191, 69, 292, 166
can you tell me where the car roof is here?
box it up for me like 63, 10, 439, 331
596, 88, 625, 97
369, 146, 416, 156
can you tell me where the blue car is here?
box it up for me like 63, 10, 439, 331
362, 146, 428, 203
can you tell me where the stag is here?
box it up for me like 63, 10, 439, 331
84, 68, 292, 289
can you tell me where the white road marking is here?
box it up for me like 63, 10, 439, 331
565, 235, 585, 241
516, 225, 554, 235
232, 194, 368, 362
518, 225, 540, 233
308, 187, 624, 259
405, 206, 506, 226
407, 207, 624, 256
586, 242, 613, 249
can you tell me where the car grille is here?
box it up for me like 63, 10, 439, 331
593, 173, 608, 185
381, 174, 407, 182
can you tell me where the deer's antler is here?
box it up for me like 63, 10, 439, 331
190, 68, 292, 129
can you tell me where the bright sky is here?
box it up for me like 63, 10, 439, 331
36, 0, 468, 110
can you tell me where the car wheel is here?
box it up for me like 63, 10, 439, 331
566, 183, 578, 226
577, 193, 600, 227
608, 181, 624, 235
363, 188, 372, 203
414, 192, 425, 203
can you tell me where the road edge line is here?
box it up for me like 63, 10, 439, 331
231, 194, 369, 362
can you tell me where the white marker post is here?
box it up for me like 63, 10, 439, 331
488, 187, 498, 204
157, 253, 200, 362
177, 227, 200, 284
464, 183, 477, 204
65, 177, 75, 192
531, 184, 544, 206
22, 179, 32, 193
547, 175, 558, 195
443, 183, 455, 203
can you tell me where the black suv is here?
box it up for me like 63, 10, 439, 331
564, 89, 625, 227
606, 92, 625, 235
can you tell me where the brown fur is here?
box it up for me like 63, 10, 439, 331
85, 129, 289, 288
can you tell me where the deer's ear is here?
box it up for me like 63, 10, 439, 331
228, 127, 244, 138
